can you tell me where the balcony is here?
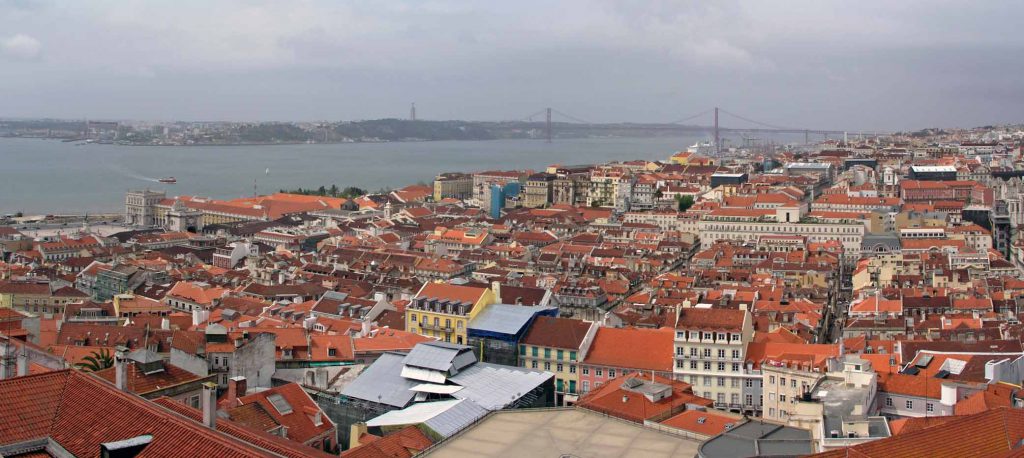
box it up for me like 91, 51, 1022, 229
419, 323, 454, 333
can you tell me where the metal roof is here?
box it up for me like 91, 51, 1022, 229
402, 341, 475, 372
366, 399, 488, 438
468, 304, 555, 336
340, 352, 418, 408
448, 362, 553, 410
698, 421, 813, 458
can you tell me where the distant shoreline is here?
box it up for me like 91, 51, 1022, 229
0, 134, 665, 147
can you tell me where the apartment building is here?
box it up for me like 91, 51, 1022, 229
697, 207, 865, 257
672, 305, 753, 411
519, 316, 597, 405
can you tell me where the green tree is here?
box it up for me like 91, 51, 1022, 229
77, 348, 114, 372
329, 184, 339, 197
676, 195, 695, 212
317, 185, 327, 196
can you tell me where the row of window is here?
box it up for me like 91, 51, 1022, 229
885, 397, 935, 412
409, 314, 465, 330
523, 360, 577, 374
767, 375, 808, 390
701, 223, 860, 234
519, 345, 578, 361
676, 347, 743, 359
676, 360, 743, 373
675, 332, 743, 343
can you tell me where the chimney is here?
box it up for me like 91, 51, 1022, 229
360, 320, 371, 338
160, 317, 170, 330
0, 341, 14, 379
201, 382, 218, 429
227, 376, 247, 409
16, 346, 28, 377
491, 281, 502, 301
114, 345, 129, 391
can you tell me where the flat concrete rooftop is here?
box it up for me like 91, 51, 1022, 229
421, 408, 701, 458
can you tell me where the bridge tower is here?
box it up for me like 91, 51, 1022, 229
546, 107, 552, 143
713, 107, 720, 155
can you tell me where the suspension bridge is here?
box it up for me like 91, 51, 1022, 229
514, 106, 887, 150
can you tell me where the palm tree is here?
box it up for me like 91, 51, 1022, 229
78, 349, 114, 372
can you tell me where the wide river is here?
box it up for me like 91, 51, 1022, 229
0, 135, 725, 214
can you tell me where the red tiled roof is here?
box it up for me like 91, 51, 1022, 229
153, 397, 336, 458
583, 327, 673, 371
577, 375, 712, 422
0, 370, 319, 457
235, 382, 335, 444
415, 282, 487, 305
92, 360, 206, 395
660, 409, 737, 437
808, 407, 1024, 458
341, 425, 433, 458
520, 316, 593, 350
675, 307, 746, 332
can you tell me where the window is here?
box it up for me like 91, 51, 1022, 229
544, 348, 552, 359
410, 313, 417, 322
703, 376, 711, 386
596, 368, 603, 377
557, 350, 564, 360
544, 362, 551, 371
927, 403, 934, 413
769, 376, 776, 384
531, 361, 538, 369
769, 408, 775, 417
690, 361, 698, 370
745, 394, 753, 405
532, 346, 539, 357
328, 348, 337, 357
569, 351, 577, 361
519, 345, 526, 356
780, 377, 786, 386
676, 360, 686, 369
556, 363, 563, 372
717, 377, 725, 387
791, 379, 796, 388
780, 395, 786, 402
769, 393, 776, 401
732, 363, 740, 372
732, 350, 740, 359
582, 367, 590, 375
745, 379, 753, 388
731, 393, 740, 404
582, 381, 590, 392
570, 365, 576, 374
608, 369, 616, 378
731, 378, 741, 388
703, 348, 712, 358
906, 400, 914, 409
718, 363, 726, 371
717, 349, 726, 359
717, 333, 726, 341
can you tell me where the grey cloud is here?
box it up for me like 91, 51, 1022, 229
0, 0, 1022, 130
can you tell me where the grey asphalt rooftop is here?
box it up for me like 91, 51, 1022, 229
698, 420, 813, 458
420, 408, 701, 458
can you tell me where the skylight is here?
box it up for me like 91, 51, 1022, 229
267, 393, 293, 415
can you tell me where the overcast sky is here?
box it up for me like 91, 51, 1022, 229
1, 0, 1021, 130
